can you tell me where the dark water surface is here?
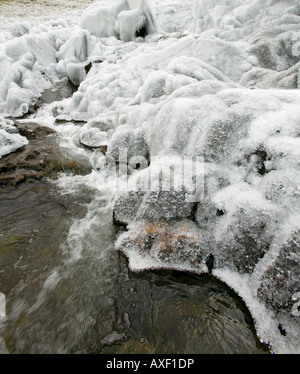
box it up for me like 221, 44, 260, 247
0, 180, 269, 354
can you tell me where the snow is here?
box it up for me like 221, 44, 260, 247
79, 0, 157, 40
1, 0, 300, 354
0, 116, 28, 158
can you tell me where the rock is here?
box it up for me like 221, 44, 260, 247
116, 219, 205, 270
0, 122, 92, 186
0, 128, 28, 159
100, 332, 127, 347
106, 127, 149, 165
241, 62, 300, 89
215, 207, 276, 274
113, 190, 196, 227
14, 120, 56, 140
113, 190, 145, 226
29, 78, 77, 113
257, 229, 300, 313
252, 33, 299, 72
112, 155, 203, 226
85, 113, 117, 132
79, 127, 109, 151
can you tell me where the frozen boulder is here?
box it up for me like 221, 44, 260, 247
85, 113, 118, 132
79, 128, 109, 149
106, 126, 149, 165
252, 32, 300, 72
112, 156, 204, 226
241, 62, 300, 89
79, 0, 126, 39
211, 182, 278, 274
116, 219, 206, 272
56, 29, 91, 63
9, 22, 30, 38
117, 9, 147, 42
79, 0, 157, 41
257, 228, 300, 313
214, 205, 276, 274
113, 189, 196, 226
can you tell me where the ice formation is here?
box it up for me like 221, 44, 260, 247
79, 0, 157, 40
0, 0, 300, 354
0, 116, 28, 158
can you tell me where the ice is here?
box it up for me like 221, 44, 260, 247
116, 219, 208, 272
1, 0, 300, 354
79, 127, 109, 149
56, 29, 92, 63
9, 21, 30, 38
0, 116, 28, 158
106, 125, 149, 163
117, 9, 147, 42
79, 0, 157, 41
5, 32, 57, 66
193, 0, 209, 33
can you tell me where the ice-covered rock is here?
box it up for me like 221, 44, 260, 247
117, 9, 147, 42
85, 113, 118, 132
113, 155, 204, 225
0, 24, 77, 117
241, 62, 300, 89
116, 219, 206, 272
79, 0, 157, 41
111, 86, 300, 352
257, 227, 300, 312
79, 127, 109, 149
193, 0, 209, 33
106, 126, 149, 164
79, 0, 128, 39
9, 21, 30, 38
113, 189, 196, 226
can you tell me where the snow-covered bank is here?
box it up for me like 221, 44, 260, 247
1, 0, 300, 354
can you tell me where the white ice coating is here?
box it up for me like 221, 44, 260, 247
79, 0, 157, 40
0, 116, 28, 158
1, 0, 300, 354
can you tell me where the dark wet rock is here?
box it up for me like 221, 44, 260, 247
0, 122, 92, 186
206, 254, 214, 274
